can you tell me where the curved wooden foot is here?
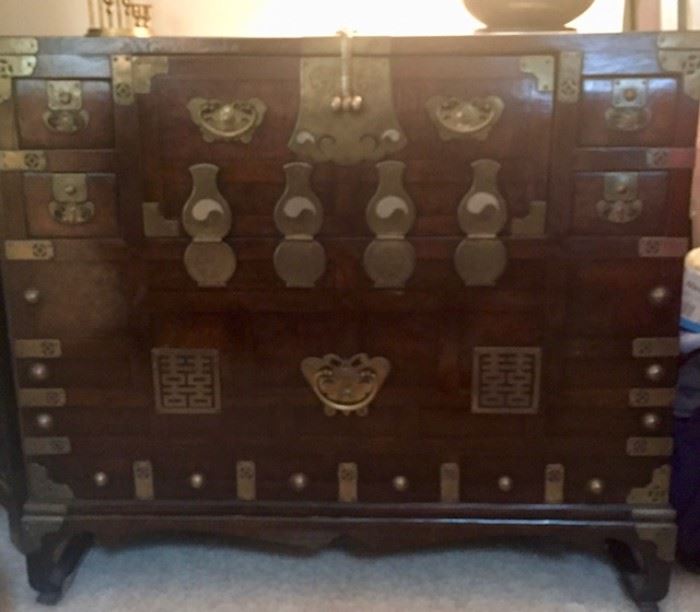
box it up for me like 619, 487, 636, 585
606, 539, 671, 612
27, 533, 93, 605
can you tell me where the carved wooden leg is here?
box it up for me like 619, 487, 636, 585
606, 539, 672, 612
26, 533, 93, 605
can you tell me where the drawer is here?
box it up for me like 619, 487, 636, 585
578, 77, 679, 147
24, 173, 119, 238
16, 79, 115, 149
571, 171, 669, 236
567, 259, 682, 336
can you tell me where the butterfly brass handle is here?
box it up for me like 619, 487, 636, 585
426, 95, 504, 141
187, 97, 267, 143
301, 354, 391, 417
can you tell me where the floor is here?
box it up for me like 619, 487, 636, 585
2, 509, 700, 611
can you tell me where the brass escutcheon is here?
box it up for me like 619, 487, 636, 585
187, 97, 267, 143
42, 81, 90, 134
426, 95, 504, 142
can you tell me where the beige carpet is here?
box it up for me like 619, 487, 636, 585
2, 509, 700, 611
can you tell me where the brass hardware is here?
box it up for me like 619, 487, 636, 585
645, 364, 665, 383
187, 97, 267, 144
642, 413, 662, 432
236, 461, 256, 501
364, 161, 416, 288
35, 413, 54, 431
20, 516, 69, 555
4, 240, 54, 261
182, 164, 236, 288
627, 465, 670, 505
635, 524, 677, 563
0, 150, 47, 172
87, 0, 153, 38
605, 79, 651, 132
440, 463, 460, 503
27, 463, 73, 501
638, 237, 689, 258
628, 388, 675, 408
338, 462, 358, 503
273, 162, 326, 288
289, 473, 309, 492
511, 201, 547, 237
0, 49, 37, 104
658, 47, 700, 101
289, 36, 406, 165
472, 347, 542, 414
633, 338, 679, 359
23, 288, 41, 304
93, 471, 109, 488
28, 363, 50, 382
14, 340, 62, 359
627, 437, 674, 457
112, 55, 168, 106
557, 51, 582, 104
142, 202, 180, 238
189, 473, 205, 490
658, 33, 700, 49
49, 174, 95, 225
648, 285, 672, 308
597, 173, 642, 224
133, 460, 155, 500
330, 30, 364, 113
455, 160, 509, 286
152, 348, 221, 414
498, 476, 514, 493
425, 95, 504, 141
519, 56, 555, 93
23, 437, 71, 456
18, 389, 66, 408
43, 81, 90, 134
392, 475, 409, 492
301, 354, 391, 417
587, 478, 605, 496
545, 464, 565, 504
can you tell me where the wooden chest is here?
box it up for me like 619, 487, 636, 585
0, 32, 697, 607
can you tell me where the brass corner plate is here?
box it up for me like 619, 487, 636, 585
301, 353, 391, 417
26, 463, 74, 501
0, 49, 37, 104
627, 465, 671, 506
658, 46, 700, 101
112, 55, 169, 106
143, 202, 180, 237
635, 523, 677, 563
520, 56, 555, 94
511, 201, 547, 237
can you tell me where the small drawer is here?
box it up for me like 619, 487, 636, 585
23, 173, 119, 238
578, 77, 678, 146
571, 172, 668, 236
16, 79, 115, 149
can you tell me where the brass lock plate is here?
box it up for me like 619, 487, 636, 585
49, 174, 95, 225
597, 173, 643, 224
43, 81, 90, 134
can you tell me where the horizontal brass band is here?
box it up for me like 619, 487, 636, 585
628, 388, 675, 408
14, 340, 62, 359
0, 38, 38, 54
632, 338, 680, 359
18, 389, 67, 408
0, 150, 47, 171
4, 240, 54, 261
627, 437, 674, 457
638, 237, 689, 258
23, 437, 71, 456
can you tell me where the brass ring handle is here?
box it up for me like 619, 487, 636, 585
301, 354, 391, 417
187, 97, 267, 143
426, 95, 504, 142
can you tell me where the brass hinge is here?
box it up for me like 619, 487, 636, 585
0, 37, 38, 105
627, 465, 671, 506
112, 55, 169, 106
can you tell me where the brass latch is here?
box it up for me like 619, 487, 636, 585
597, 172, 643, 224
49, 174, 95, 224
43, 81, 90, 134
331, 30, 363, 113
606, 79, 651, 132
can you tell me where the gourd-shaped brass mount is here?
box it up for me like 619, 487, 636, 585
454, 159, 508, 286
182, 164, 236, 288
273, 162, 326, 288
364, 161, 416, 288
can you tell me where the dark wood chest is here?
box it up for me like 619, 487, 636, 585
1, 31, 697, 606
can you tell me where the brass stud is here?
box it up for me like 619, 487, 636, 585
498, 476, 514, 492
189, 473, 205, 490
648, 286, 671, 308
623, 87, 638, 102
289, 472, 309, 492
23, 288, 40, 304
642, 412, 661, 432
35, 413, 53, 431
587, 478, 605, 495
28, 362, 49, 382
645, 363, 665, 383
93, 471, 109, 488
392, 475, 409, 492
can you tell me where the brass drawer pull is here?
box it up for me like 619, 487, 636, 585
301, 353, 391, 417
187, 97, 267, 143
426, 95, 504, 141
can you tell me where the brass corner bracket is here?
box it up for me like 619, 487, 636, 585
0, 38, 38, 105
658, 33, 700, 101
112, 55, 168, 106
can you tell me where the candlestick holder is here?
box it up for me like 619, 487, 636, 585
86, 0, 153, 38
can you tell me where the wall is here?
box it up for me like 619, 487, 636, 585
0, 0, 633, 37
